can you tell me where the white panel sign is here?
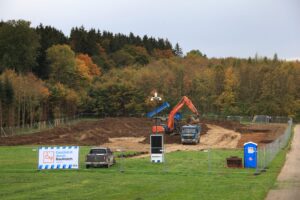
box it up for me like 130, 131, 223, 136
38, 146, 79, 170
248, 147, 254, 154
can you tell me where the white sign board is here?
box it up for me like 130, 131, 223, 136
150, 134, 164, 163
38, 146, 79, 170
248, 147, 254, 154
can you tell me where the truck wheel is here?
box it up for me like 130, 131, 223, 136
86, 165, 90, 169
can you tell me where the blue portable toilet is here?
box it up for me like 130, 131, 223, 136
244, 142, 257, 168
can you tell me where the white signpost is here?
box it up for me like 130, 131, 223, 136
38, 146, 79, 170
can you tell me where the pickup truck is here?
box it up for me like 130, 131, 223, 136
85, 147, 115, 168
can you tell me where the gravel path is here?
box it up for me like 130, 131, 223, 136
265, 125, 300, 200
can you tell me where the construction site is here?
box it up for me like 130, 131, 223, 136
0, 115, 287, 153
0, 95, 293, 200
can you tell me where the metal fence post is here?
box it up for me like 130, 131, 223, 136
119, 148, 125, 173
208, 148, 211, 173
254, 148, 260, 175
261, 146, 267, 172
163, 146, 168, 173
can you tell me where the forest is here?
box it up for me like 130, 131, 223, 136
0, 19, 299, 128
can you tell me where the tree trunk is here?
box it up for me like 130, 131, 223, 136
0, 101, 2, 129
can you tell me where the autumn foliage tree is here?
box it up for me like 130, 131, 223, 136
0, 70, 49, 128
0, 19, 300, 126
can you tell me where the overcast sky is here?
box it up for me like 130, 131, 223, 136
0, 0, 299, 59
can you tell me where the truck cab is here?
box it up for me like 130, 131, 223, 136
180, 125, 201, 144
85, 147, 115, 168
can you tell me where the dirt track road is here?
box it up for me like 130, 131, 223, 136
102, 124, 241, 153
265, 125, 300, 200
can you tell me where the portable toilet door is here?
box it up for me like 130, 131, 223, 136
244, 142, 257, 168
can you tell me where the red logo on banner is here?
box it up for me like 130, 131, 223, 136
43, 151, 54, 163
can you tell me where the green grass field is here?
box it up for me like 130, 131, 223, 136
0, 146, 288, 200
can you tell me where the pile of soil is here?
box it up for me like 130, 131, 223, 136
237, 124, 287, 147
199, 119, 244, 131
0, 117, 287, 149
0, 117, 153, 146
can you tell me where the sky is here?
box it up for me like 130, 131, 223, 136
0, 0, 299, 59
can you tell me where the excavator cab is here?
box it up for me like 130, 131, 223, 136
152, 112, 183, 134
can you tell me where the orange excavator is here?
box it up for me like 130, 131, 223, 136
152, 96, 199, 134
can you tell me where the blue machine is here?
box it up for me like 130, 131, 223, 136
147, 102, 170, 118
147, 102, 182, 121
244, 142, 257, 168
174, 112, 182, 121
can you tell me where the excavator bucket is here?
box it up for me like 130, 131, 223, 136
187, 115, 200, 124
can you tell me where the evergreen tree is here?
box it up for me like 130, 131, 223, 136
273, 53, 278, 62
3, 77, 14, 105
0, 80, 3, 127
70, 26, 89, 54
0, 20, 40, 73
35, 24, 68, 79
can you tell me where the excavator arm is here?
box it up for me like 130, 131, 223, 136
152, 96, 199, 134
166, 96, 199, 133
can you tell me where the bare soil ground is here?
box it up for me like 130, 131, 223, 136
237, 123, 287, 148
0, 118, 287, 153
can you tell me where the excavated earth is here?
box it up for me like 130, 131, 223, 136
0, 117, 287, 153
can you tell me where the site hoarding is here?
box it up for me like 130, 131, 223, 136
38, 146, 79, 170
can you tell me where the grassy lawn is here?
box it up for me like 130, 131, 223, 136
0, 145, 288, 200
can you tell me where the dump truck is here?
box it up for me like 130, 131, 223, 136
85, 147, 115, 168
180, 125, 201, 144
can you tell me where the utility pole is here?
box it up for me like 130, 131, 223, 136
150, 92, 162, 134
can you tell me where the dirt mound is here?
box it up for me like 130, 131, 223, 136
0, 117, 287, 150
0, 116, 236, 147
199, 119, 244, 131
0, 117, 153, 146
200, 124, 241, 148
237, 124, 287, 147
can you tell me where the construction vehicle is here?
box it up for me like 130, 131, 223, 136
181, 125, 201, 144
147, 102, 182, 123
85, 147, 115, 168
152, 96, 201, 144
146, 102, 170, 118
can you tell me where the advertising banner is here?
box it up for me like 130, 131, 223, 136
38, 146, 79, 170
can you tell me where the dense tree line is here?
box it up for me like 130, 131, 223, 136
0, 19, 299, 128
89, 56, 300, 119
0, 20, 175, 75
